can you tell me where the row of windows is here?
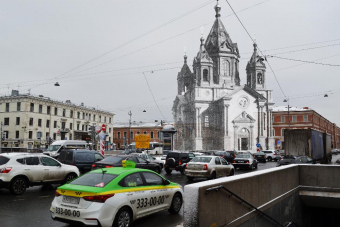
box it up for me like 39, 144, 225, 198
4, 102, 111, 123
113, 131, 159, 139
3, 117, 112, 133
279, 115, 309, 123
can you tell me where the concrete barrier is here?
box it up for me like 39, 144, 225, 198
184, 164, 340, 227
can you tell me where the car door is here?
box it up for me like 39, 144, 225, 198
134, 156, 154, 170
24, 156, 44, 182
40, 156, 64, 181
119, 172, 150, 219
214, 157, 223, 177
140, 171, 172, 213
220, 157, 230, 175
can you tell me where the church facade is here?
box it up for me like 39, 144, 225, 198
172, 2, 275, 151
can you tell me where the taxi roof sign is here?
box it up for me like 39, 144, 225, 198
122, 160, 136, 168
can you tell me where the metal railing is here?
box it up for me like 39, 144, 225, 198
205, 185, 299, 227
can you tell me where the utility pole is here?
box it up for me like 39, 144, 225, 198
128, 111, 132, 146
0, 121, 3, 153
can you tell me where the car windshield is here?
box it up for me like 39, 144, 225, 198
102, 156, 124, 164
190, 157, 212, 163
236, 154, 250, 159
0, 156, 10, 165
46, 145, 61, 151
69, 173, 118, 187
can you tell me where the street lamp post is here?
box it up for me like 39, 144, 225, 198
128, 111, 132, 146
283, 99, 290, 128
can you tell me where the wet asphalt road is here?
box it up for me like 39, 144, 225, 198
1, 155, 339, 227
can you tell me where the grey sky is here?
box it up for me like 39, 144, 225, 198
1, 0, 340, 125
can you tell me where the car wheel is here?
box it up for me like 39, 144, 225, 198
166, 169, 172, 174
210, 172, 216, 180
187, 176, 194, 181
267, 157, 272, 162
229, 169, 235, 176
64, 173, 77, 184
159, 163, 164, 169
255, 163, 258, 169
113, 207, 132, 227
10, 177, 27, 195
168, 193, 182, 214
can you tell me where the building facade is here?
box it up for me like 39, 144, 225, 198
272, 106, 340, 149
0, 90, 114, 149
172, 3, 275, 151
112, 121, 163, 150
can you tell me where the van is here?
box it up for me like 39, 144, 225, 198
43, 140, 88, 158
57, 149, 104, 174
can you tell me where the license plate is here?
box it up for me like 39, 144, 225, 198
55, 207, 80, 217
62, 196, 80, 204
238, 161, 244, 163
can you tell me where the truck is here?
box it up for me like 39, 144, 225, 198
43, 140, 88, 158
284, 129, 332, 163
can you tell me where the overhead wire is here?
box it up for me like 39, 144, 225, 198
143, 72, 166, 121
267, 55, 340, 67
225, 0, 286, 98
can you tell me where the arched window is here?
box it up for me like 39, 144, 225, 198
203, 69, 208, 81
222, 59, 230, 76
257, 73, 263, 84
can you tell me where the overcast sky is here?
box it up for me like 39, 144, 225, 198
1, 0, 340, 126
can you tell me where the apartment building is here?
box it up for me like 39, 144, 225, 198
0, 90, 114, 149
272, 106, 340, 149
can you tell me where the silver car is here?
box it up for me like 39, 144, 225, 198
233, 153, 258, 169
184, 156, 235, 181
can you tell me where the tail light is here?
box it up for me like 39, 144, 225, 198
246, 161, 249, 163
203, 164, 208, 170
164, 160, 166, 164
83, 194, 115, 203
0, 167, 12, 173
233, 161, 236, 163
92, 164, 96, 168
264, 155, 266, 158
179, 160, 182, 165
105, 166, 113, 168
55, 191, 61, 197
185, 164, 188, 169
274, 153, 277, 156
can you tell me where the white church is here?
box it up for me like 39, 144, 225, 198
172, 2, 275, 151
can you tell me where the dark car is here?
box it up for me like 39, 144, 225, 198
276, 155, 314, 167
58, 149, 104, 174
215, 151, 234, 163
131, 153, 164, 170
164, 151, 195, 174
232, 154, 258, 169
253, 152, 266, 163
92, 155, 161, 174
226, 150, 237, 159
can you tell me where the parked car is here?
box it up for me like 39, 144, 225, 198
276, 155, 314, 167
131, 153, 164, 170
232, 153, 258, 169
185, 155, 234, 181
92, 155, 161, 173
164, 151, 195, 174
57, 149, 104, 174
262, 150, 282, 161
331, 149, 339, 155
253, 152, 266, 163
0, 153, 79, 195
215, 151, 234, 163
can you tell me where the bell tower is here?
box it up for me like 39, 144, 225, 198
246, 42, 266, 90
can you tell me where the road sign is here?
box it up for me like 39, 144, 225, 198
277, 140, 281, 144
95, 126, 102, 133
256, 143, 261, 148
135, 134, 150, 149
102, 124, 106, 132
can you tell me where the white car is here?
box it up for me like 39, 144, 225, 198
184, 155, 235, 181
262, 150, 282, 161
0, 153, 80, 195
50, 165, 183, 227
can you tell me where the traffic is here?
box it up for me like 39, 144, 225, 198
1, 147, 339, 227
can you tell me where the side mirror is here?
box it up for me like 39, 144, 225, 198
163, 179, 170, 185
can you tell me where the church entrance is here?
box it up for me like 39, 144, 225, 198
237, 127, 250, 151
241, 138, 248, 150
